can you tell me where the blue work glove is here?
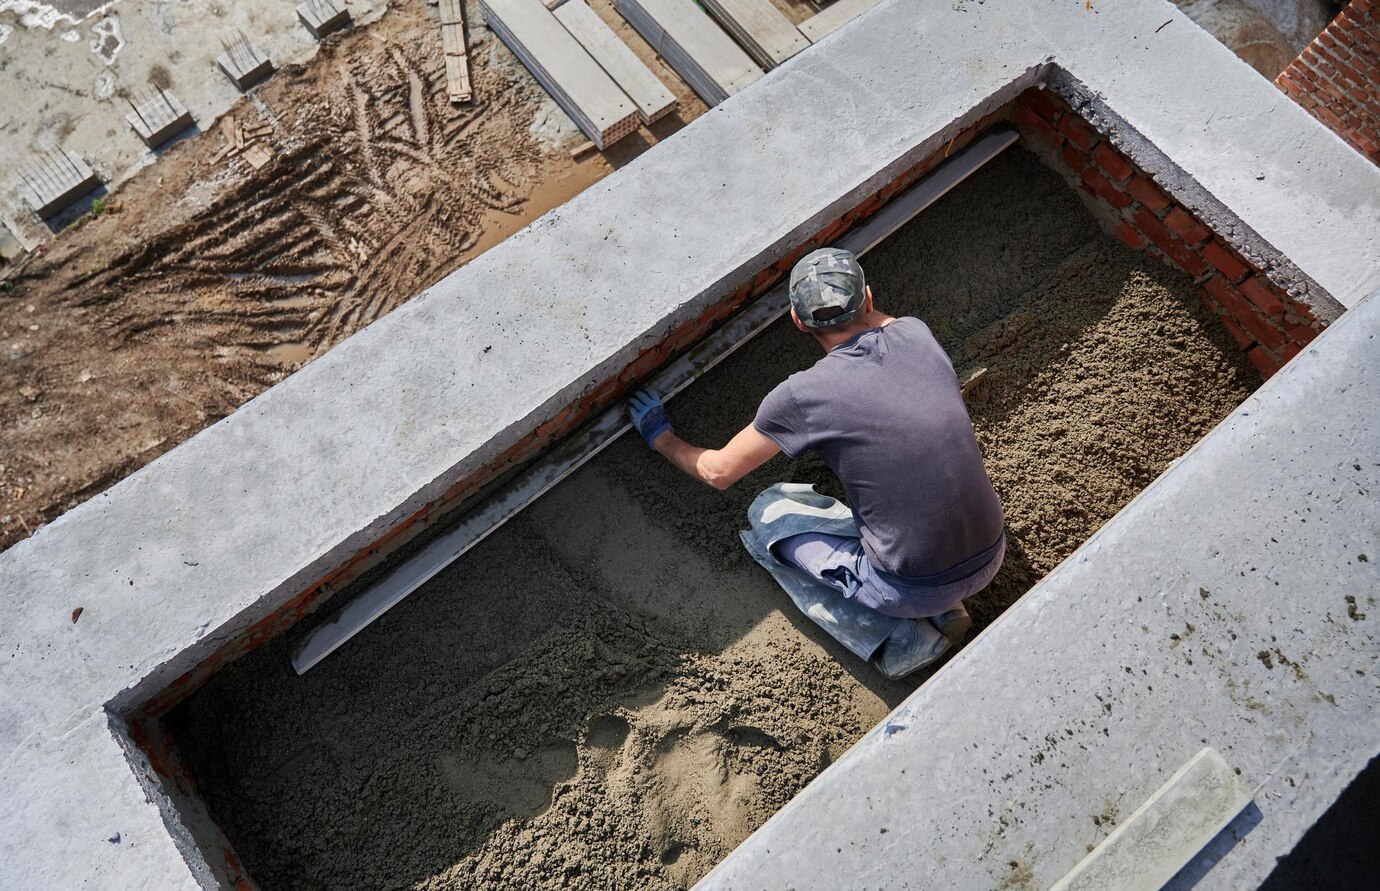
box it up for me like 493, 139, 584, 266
629, 389, 674, 447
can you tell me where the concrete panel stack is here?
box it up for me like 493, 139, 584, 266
296, 0, 353, 40
216, 31, 274, 90
125, 87, 195, 149
699, 0, 808, 69
798, 0, 881, 43
17, 150, 102, 219
613, 0, 762, 106
554, 0, 676, 124
481, 0, 641, 149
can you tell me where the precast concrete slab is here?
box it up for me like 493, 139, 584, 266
700, 285, 1380, 890
2, 0, 1379, 887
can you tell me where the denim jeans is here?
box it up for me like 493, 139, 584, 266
772, 531, 1004, 620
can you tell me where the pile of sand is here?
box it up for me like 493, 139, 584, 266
169, 148, 1257, 889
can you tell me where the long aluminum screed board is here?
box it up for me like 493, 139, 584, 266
292, 128, 1018, 674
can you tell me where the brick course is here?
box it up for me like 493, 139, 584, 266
1276, 0, 1380, 165
1011, 86, 1324, 383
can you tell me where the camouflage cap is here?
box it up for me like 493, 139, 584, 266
788, 248, 866, 329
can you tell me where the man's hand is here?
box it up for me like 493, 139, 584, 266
629, 389, 674, 447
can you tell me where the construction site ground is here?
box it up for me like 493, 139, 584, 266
167, 148, 1260, 890
0, 0, 754, 551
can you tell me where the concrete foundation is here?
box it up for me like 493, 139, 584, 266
1, 0, 1378, 887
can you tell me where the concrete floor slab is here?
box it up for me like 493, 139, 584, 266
1, 0, 1379, 886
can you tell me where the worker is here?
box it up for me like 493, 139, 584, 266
628, 247, 1005, 679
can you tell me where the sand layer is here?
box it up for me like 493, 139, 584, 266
167, 148, 1258, 889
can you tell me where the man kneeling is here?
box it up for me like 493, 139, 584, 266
628, 248, 1005, 679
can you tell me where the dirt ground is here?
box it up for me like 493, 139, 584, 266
167, 148, 1259, 890
0, 0, 709, 551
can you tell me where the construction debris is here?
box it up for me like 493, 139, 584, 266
482, 0, 641, 149
209, 115, 275, 169
554, 0, 677, 125
439, 0, 474, 103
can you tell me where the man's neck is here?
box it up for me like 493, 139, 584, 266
813, 311, 897, 352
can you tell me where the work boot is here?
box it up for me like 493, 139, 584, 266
929, 604, 972, 646
870, 618, 950, 680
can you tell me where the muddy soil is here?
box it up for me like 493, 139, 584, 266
0, 0, 705, 551
167, 148, 1258, 890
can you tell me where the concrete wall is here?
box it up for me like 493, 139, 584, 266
2, 0, 1380, 887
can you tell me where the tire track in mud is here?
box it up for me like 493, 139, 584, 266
75, 15, 543, 369
0, 3, 576, 552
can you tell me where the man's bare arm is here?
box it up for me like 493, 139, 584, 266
651, 424, 779, 490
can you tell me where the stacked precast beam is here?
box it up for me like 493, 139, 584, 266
554, 0, 677, 125
699, 0, 808, 69
482, 0, 640, 148
798, 0, 881, 43
613, 0, 762, 107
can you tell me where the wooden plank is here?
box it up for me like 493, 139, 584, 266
554, 0, 676, 124
798, 0, 881, 43
481, 0, 640, 148
699, 0, 808, 69
445, 55, 473, 103
613, 0, 762, 106
439, 0, 474, 103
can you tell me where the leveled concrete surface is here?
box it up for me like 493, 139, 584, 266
701, 287, 1380, 890
2, 0, 1379, 886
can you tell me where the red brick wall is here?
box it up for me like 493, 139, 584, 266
1014, 87, 1324, 379
1276, 0, 1380, 164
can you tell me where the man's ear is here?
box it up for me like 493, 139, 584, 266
864, 285, 874, 313
790, 307, 808, 333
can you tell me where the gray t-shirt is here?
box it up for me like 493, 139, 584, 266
753, 317, 1005, 581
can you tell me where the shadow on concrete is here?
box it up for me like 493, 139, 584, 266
150, 122, 204, 158
1258, 754, 1380, 890
41, 184, 109, 234
1164, 801, 1264, 890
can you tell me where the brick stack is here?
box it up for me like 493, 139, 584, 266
1013, 87, 1323, 379
1275, 0, 1380, 164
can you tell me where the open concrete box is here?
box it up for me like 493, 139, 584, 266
2, 2, 1377, 889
